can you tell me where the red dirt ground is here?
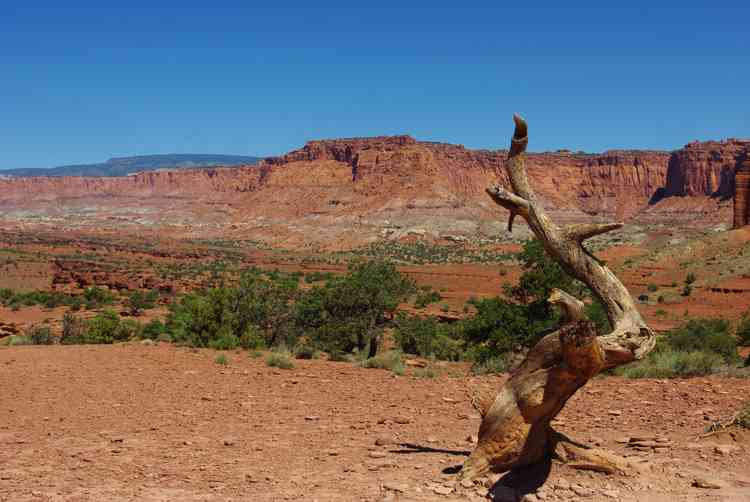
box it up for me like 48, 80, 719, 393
1, 344, 749, 502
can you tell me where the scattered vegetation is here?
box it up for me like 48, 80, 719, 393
615, 318, 742, 378
361, 350, 405, 375
214, 353, 229, 365
266, 350, 295, 369
125, 289, 159, 316
348, 241, 513, 265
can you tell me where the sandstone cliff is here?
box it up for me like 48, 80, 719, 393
663, 139, 750, 198
1, 135, 746, 248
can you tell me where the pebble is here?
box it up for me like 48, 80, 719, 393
382, 482, 408, 493
304, 415, 320, 421
375, 434, 394, 446
432, 485, 453, 495
692, 477, 726, 489
222, 438, 236, 446
571, 484, 594, 497
714, 444, 740, 456
369, 451, 388, 459
460, 478, 474, 489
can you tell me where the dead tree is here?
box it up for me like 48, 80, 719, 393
460, 115, 656, 480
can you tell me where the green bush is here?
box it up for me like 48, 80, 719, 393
83, 287, 116, 308
393, 314, 464, 361
84, 310, 140, 344
412, 366, 437, 378
126, 289, 159, 316
647, 283, 658, 292
664, 319, 738, 363
615, 349, 724, 378
737, 312, 750, 347
4, 335, 32, 346
207, 327, 240, 350
736, 402, 750, 429
294, 260, 415, 355
361, 350, 405, 375
214, 353, 229, 365
166, 268, 298, 348
27, 325, 54, 345
413, 289, 442, 309
141, 319, 168, 340
266, 351, 294, 369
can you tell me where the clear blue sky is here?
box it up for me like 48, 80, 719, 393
1, 1, 748, 169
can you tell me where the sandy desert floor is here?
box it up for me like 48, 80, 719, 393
1, 344, 749, 502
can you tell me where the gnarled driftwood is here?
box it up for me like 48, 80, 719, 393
460, 115, 655, 480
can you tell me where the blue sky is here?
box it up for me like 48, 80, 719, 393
1, 2, 748, 169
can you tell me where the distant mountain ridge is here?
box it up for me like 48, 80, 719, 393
0, 154, 262, 177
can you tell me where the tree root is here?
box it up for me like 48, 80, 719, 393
549, 430, 642, 476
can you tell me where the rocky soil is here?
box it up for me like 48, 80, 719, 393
1, 344, 748, 502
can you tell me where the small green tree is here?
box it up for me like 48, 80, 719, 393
294, 260, 415, 356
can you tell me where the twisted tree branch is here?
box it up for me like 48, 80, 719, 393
460, 115, 656, 481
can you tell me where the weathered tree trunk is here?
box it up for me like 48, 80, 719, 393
460, 116, 656, 480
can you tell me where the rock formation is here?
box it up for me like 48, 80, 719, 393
2, 134, 749, 247
663, 139, 750, 198
734, 152, 750, 228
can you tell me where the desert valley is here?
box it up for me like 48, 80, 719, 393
1, 126, 750, 501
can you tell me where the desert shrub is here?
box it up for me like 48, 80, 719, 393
460, 297, 550, 362
412, 366, 437, 378
239, 325, 265, 350
166, 268, 298, 348
304, 271, 334, 283
0, 289, 80, 310
663, 319, 738, 363
584, 300, 611, 334
125, 289, 159, 316
293, 260, 415, 355
293, 341, 319, 360
214, 353, 229, 365
735, 403, 750, 429
83, 309, 140, 344
266, 350, 294, 369
328, 350, 350, 362
681, 284, 693, 297
141, 319, 168, 340
361, 350, 405, 375
685, 273, 696, 285
615, 349, 724, 378
83, 287, 115, 308
60, 313, 87, 344
471, 355, 510, 375
207, 327, 240, 350
393, 313, 464, 361
27, 325, 54, 345
4, 335, 32, 346
413, 288, 442, 309
736, 312, 750, 347
647, 283, 658, 292
505, 239, 584, 304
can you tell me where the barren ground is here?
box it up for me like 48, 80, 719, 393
1, 344, 749, 502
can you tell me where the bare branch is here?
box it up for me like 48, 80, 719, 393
565, 222, 624, 242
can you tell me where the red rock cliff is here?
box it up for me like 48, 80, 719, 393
663, 139, 750, 198
734, 152, 750, 228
